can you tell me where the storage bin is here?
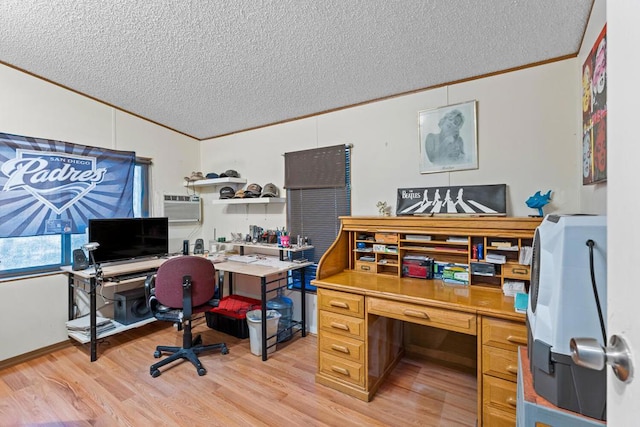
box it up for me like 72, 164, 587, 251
205, 295, 261, 338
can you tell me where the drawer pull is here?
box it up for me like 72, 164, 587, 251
329, 301, 349, 309
331, 366, 350, 376
403, 309, 429, 319
330, 322, 350, 331
506, 397, 517, 407
510, 267, 528, 275
360, 265, 371, 271
506, 335, 527, 345
506, 365, 518, 374
331, 344, 350, 354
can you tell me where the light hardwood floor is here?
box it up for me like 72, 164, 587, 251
0, 317, 477, 426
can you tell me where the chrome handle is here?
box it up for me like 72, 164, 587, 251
570, 335, 634, 383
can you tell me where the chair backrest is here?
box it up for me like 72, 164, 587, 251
153, 256, 216, 308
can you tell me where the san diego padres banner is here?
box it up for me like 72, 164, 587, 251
0, 132, 135, 237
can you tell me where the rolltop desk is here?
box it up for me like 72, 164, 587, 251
311, 216, 541, 426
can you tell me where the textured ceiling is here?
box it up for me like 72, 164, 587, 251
1, 1, 593, 140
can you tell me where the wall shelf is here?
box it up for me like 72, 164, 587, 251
211, 197, 285, 205
184, 177, 246, 187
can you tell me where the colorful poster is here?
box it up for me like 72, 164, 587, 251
582, 25, 607, 185
0, 133, 135, 237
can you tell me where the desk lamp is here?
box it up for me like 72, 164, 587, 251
82, 242, 102, 280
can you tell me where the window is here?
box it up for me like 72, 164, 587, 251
0, 159, 150, 278
285, 145, 351, 291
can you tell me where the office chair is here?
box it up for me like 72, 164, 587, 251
145, 256, 228, 377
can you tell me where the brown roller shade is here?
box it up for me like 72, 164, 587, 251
284, 145, 346, 189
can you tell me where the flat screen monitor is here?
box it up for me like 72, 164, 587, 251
88, 217, 169, 264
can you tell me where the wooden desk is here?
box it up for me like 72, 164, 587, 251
215, 258, 312, 361
312, 216, 539, 426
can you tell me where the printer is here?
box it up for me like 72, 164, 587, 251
527, 214, 607, 420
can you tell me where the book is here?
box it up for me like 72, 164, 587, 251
514, 292, 528, 313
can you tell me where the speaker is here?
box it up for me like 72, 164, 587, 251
183, 239, 189, 255
72, 249, 89, 271
194, 238, 204, 254
114, 288, 153, 325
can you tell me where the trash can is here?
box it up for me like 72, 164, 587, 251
246, 309, 281, 356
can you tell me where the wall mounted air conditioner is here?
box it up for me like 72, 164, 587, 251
163, 195, 201, 223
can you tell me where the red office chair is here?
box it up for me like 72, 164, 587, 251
145, 256, 228, 377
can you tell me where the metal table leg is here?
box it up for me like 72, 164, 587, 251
261, 276, 268, 361
90, 276, 97, 362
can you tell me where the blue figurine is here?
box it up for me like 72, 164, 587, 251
526, 190, 552, 217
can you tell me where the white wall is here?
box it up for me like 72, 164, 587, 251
200, 59, 583, 243
0, 26, 604, 361
0, 63, 200, 361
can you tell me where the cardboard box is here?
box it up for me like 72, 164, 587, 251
375, 233, 398, 244
442, 263, 469, 285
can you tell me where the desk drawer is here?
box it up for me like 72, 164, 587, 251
354, 261, 376, 273
368, 297, 476, 335
482, 405, 516, 427
482, 346, 518, 382
483, 375, 517, 415
319, 352, 365, 387
482, 317, 527, 351
319, 331, 365, 363
502, 262, 530, 280
319, 310, 366, 340
318, 289, 365, 318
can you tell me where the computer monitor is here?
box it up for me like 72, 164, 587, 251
87, 217, 169, 264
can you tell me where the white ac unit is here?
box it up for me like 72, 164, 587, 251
163, 195, 201, 223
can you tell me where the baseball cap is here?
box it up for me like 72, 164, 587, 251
232, 189, 246, 198
261, 183, 279, 197
184, 171, 204, 182
245, 183, 262, 198
205, 172, 219, 179
220, 169, 240, 178
219, 186, 235, 199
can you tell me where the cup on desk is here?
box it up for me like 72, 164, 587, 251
280, 235, 290, 248
210, 241, 218, 253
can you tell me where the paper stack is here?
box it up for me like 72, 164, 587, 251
66, 316, 116, 336
519, 246, 533, 265
502, 280, 526, 296
485, 253, 506, 264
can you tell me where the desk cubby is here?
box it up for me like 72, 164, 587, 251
348, 217, 536, 290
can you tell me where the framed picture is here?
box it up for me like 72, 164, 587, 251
419, 100, 478, 174
396, 184, 506, 216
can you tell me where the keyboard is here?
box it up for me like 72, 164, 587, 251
108, 269, 157, 282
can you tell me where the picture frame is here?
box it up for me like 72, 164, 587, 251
419, 100, 478, 174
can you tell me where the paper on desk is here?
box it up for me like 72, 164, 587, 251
251, 258, 298, 269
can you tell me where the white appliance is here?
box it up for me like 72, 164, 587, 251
163, 194, 201, 223
527, 214, 607, 420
